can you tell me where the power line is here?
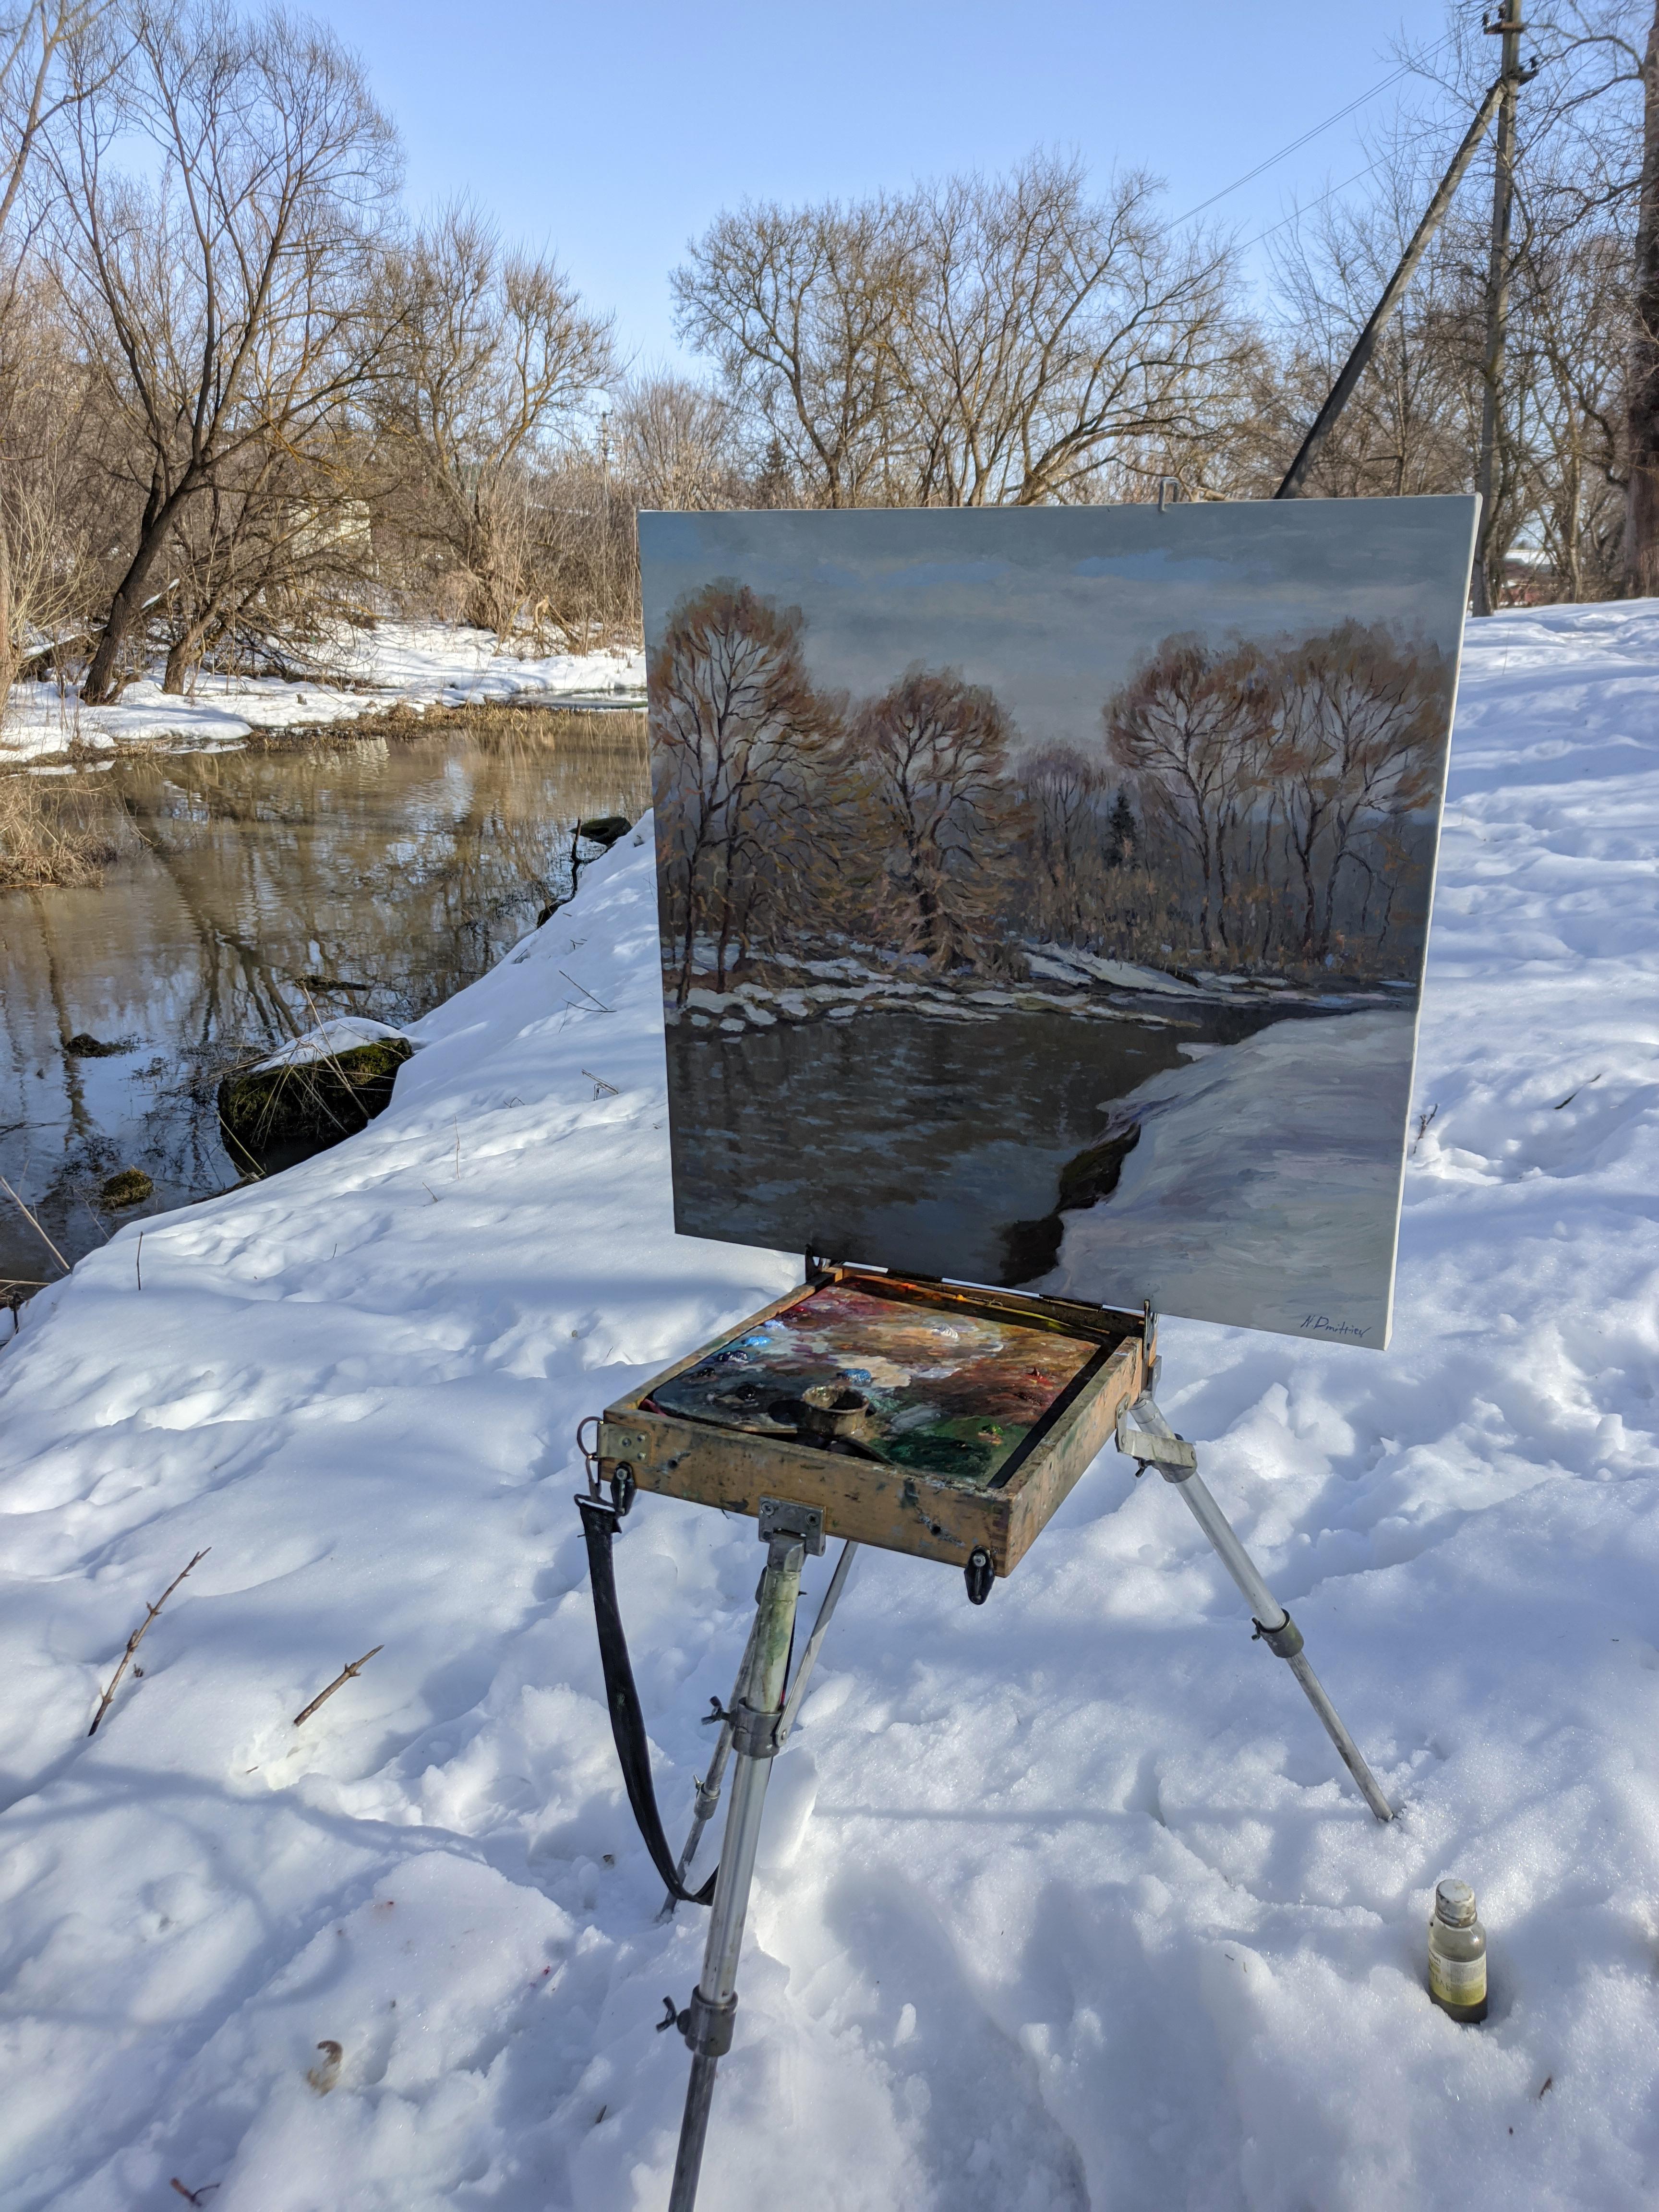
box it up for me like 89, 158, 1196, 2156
1172, 34, 1454, 227
1245, 158, 1388, 250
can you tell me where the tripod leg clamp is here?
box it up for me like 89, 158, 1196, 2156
728, 1701, 781, 1759
1252, 1611, 1305, 1660
677, 1988, 738, 2057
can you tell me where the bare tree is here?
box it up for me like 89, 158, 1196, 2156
40, 0, 399, 703
373, 203, 616, 637
614, 372, 737, 512
1105, 635, 1270, 957
673, 194, 917, 507
897, 153, 1246, 505
674, 159, 1247, 511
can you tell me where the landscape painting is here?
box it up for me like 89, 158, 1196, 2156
638, 498, 1478, 1347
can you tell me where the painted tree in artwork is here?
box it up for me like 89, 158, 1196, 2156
1268, 621, 1449, 963
649, 579, 835, 1000
846, 666, 1019, 968
1103, 636, 1272, 956
1020, 744, 1118, 945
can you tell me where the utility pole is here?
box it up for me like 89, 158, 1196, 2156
1276, 74, 1506, 499
1473, 0, 1527, 614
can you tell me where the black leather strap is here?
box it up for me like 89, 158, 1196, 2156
576, 1495, 716, 1906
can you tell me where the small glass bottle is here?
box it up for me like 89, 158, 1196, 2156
1428, 1877, 1488, 2023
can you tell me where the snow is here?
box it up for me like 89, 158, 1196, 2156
0, 619, 645, 763
2, 601, 1659, 2208
249, 1018, 413, 1074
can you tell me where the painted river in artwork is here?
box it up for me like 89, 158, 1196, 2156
666, 998, 1307, 1289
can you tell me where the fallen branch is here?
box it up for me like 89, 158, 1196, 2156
559, 968, 614, 1014
293, 1645, 384, 1728
0, 1174, 70, 1274
89, 1549, 211, 1735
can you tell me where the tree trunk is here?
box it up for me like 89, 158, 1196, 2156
163, 626, 202, 695
83, 524, 175, 703
0, 508, 12, 727
1627, 4, 1659, 597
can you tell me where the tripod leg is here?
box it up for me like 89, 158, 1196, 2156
659, 1608, 763, 1921
1169, 1467, 1394, 1821
1122, 1390, 1393, 1822
668, 1530, 806, 2212
776, 1539, 857, 1749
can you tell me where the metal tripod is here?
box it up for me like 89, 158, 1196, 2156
662, 1500, 857, 2212
656, 1395, 1390, 2211
1118, 1389, 1394, 1823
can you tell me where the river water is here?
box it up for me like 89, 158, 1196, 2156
0, 711, 647, 1302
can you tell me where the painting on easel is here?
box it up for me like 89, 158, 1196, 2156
639, 497, 1478, 1348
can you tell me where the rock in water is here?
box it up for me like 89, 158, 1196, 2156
217, 1037, 413, 1169
99, 1168, 153, 1209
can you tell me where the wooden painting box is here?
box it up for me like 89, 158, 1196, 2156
598, 1263, 1154, 1580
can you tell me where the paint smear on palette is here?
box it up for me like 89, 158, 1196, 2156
646, 1285, 1102, 1490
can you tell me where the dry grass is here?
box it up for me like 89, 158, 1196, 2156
0, 772, 127, 890
242, 699, 646, 750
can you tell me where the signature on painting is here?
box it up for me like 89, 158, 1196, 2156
1301, 1313, 1369, 1339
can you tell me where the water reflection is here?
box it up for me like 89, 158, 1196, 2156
0, 711, 648, 1300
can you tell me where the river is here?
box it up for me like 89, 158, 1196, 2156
0, 710, 648, 1304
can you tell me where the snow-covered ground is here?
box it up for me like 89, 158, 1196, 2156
2, 600, 1659, 2210
0, 620, 645, 764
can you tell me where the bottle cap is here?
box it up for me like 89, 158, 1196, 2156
1435, 1877, 1477, 1927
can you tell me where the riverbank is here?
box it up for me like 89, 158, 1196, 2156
0, 711, 649, 1296
0, 615, 645, 767
1, 601, 1659, 2209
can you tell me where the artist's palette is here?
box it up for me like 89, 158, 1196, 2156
647, 1284, 1102, 1490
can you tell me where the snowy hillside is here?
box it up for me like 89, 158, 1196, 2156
2, 601, 1659, 2211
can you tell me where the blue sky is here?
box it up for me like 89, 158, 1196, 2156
316, 0, 1463, 376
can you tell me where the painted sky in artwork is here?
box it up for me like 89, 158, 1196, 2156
639, 499, 1478, 757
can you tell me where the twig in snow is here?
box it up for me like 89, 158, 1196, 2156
89, 1548, 210, 1735
170, 2182, 219, 2206
135, 1230, 144, 1290
306, 2040, 344, 2093
581, 1069, 619, 1097
0, 1174, 69, 1275
1410, 1103, 1439, 1154
293, 1645, 384, 1727
1554, 1073, 1602, 1110
558, 969, 613, 1014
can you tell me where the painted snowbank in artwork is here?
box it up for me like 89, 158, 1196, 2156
1035, 1008, 1418, 1343
0, 602, 1657, 2209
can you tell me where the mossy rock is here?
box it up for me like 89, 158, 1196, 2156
100, 1167, 153, 1209
577, 815, 633, 850
67, 1033, 132, 1058
217, 1037, 413, 1163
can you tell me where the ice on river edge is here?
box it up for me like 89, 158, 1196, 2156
2, 603, 1659, 2209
